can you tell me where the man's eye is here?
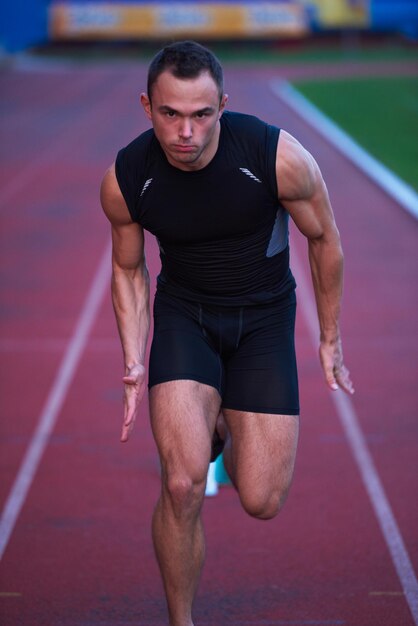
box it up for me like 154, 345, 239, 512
196, 112, 207, 119
166, 111, 176, 118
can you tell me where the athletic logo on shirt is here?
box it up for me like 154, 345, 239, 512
239, 168, 262, 183
140, 178, 153, 197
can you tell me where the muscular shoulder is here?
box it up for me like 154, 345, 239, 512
276, 130, 321, 202
100, 163, 132, 226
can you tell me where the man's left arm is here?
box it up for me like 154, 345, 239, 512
277, 130, 354, 395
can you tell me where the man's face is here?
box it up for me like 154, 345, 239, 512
141, 70, 228, 171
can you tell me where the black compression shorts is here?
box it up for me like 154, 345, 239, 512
149, 290, 299, 415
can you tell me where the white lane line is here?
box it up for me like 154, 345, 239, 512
0, 239, 111, 561
291, 246, 418, 625
270, 80, 418, 220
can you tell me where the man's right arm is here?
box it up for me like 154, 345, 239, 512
100, 163, 150, 442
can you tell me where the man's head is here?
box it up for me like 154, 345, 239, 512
147, 40, 224, 104
141, 41, 228, 171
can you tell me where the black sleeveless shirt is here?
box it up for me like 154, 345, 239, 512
115, 111, 295, 305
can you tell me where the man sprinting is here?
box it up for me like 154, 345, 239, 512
101, 40, 354, 626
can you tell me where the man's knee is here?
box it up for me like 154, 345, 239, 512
163, 469, 207, 518
239, 483, 291, 520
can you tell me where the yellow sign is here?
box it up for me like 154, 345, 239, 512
303, 0, 369, 28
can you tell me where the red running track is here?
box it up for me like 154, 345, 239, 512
0, 57, 417, 626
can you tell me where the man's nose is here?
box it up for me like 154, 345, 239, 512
179, 118, 192, 139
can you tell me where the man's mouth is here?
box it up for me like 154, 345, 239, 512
172, 144, 196, 153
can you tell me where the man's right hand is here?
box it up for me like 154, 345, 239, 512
319, 338, 354, 396
121, 363, 147, 442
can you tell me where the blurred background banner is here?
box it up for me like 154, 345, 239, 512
306, 0, 369, 28
49, 2, 310, 41
0, 1, 417, 54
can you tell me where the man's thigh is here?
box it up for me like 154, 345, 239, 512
223, 408, 299, 513
149, 380, 221, 478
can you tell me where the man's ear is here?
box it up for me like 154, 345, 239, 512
219, 93, 229, 118
140, 93, 152, 119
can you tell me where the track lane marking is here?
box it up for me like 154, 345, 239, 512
0, 592, 22, 597
270, 80, 418, 220
369, 591, 404, 596
57, 622, 345, 626
0, 240, 111, 560
291, 246, 418, 625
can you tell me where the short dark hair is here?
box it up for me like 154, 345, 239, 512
147, 40, 224, 102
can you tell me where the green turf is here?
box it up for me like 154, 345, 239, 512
293, 75, 418, 191
216, 40, 418, 64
